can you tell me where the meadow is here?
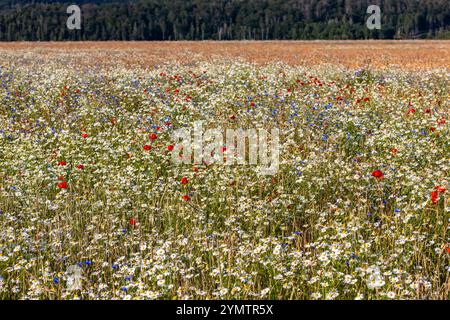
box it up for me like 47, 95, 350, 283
0, 41, 449, 300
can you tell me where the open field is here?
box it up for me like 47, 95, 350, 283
1, 40, 450, 69
0, 41, 449, 300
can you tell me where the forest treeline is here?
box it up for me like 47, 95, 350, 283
0, 0, 449, 41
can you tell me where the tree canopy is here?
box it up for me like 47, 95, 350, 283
0, 0, 448, 41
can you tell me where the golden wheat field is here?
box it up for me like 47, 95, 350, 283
0, 41, 449, 300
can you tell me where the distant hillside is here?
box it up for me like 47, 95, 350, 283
0, 0, 449, 40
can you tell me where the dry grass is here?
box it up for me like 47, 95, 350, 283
0, 40, 449, 70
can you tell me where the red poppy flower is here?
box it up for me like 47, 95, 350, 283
371, 170, 384, 179
431, 191, 439, 205
182, 194, 191, 201
150, 133, 157, 140
143, 145, 152, 151
58, 161, 66, 166
81, 133, 88, 139
437, 117, 446, 125
435, 186, 446, 193
229, 114, 236, 120
424, 108, 431, 114
57, 181, 68, 189
167, 145, 174, 151
391, 148, 398, 155
180, 177, 188, 185
250, 101, 255, 107
129, 218, 136, 226
77, 164, 84, 170
445, 246, 450, 254
193, 167, 199, 172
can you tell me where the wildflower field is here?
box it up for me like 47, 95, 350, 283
0, 41, 449, 300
